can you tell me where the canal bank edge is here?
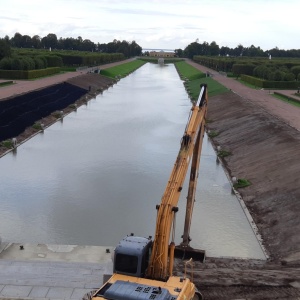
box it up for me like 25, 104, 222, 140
0, 73, 116, 158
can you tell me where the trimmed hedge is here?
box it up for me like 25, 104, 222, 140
241, 74, 299, 89
0, 67, 61, 80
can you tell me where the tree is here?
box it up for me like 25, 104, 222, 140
32, 35, 41, 49
174, 48, 183, 57
209, 41, 220, 56
42, 33, 58, 49
11, 32, 23, 47
0, 39, 11, 60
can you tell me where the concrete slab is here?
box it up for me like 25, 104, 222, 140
0, 285, 32, 298
0, 243, 114, 263
71, 288, 94, 299
29, 286, 50, 298
0, 243, 113, 299
46, 287, 74, 299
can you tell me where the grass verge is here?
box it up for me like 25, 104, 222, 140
101, 60, 146, 78
175, 61, 228, 100
273, 93, 300, 107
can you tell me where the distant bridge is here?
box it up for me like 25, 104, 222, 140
142, 48, 175, 52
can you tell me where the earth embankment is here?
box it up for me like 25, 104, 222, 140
0, 73, 115, 155
179, 90, 300, 299
206, 90, 300, 263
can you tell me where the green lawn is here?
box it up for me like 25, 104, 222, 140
175, 61, 206, 81
273, 93, 300, 107
0, 80, 14, 87
101, 60, 146, 78
174, 61, 228, 100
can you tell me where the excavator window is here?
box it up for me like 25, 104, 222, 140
115, 254, 138, 274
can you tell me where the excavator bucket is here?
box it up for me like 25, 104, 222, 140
174, 245, 205, 262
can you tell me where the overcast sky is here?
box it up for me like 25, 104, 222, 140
0, 0, 299, 51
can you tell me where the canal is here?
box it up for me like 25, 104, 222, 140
0, 63, 265, 259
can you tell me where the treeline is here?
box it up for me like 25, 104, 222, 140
194, 56, 300, 89
1, 32, 142, 57
176, 41, 300, 58
0, 51, 124, 72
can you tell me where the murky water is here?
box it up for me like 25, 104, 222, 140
0, 63, 265, 259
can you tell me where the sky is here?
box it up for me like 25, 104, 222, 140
0, 0, 299, 51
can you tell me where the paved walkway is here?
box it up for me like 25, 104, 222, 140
186, 59, 300, 131
0, 243, 113, 300
0, 58, 134, 101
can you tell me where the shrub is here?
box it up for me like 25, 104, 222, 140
291, 66, 300, 77
23, 56, 35, 71
11, 58, 24, 70
232, 64, 255, 77
0, 57, 12, 69
284, 72, 295, 81
34, 57, 45, 69
234, 178, 251, 189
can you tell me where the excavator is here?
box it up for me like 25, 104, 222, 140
91, 84, 208, 300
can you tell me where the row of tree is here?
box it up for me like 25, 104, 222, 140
1, 33, 142, 57
176, 41, 300, 58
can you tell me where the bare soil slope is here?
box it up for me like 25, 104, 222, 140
206, 91, 300, 263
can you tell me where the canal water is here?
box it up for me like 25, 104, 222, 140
0, 63, 265, 259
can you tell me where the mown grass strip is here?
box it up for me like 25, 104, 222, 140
175, 61, 206, 81
101, 60, 146, 78
0, 80, 14, 87
273, 93, 300, 108
186, 77, 228, 100
175, 61, 228, 100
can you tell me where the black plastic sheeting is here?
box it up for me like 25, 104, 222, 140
0, 82, 88, 141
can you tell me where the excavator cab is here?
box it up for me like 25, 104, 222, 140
113, 234, 153, 278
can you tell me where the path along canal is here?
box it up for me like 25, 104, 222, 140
0, 63, 265, 259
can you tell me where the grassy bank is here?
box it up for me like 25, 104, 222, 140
101, 60, 146, 78
273, 92, 300, 107
175, 61, 228, 100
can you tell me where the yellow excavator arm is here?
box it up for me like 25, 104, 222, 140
147, 84, 208, 281
91, 84, 208, 300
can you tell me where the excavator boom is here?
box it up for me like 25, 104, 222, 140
91, 84, 208, 300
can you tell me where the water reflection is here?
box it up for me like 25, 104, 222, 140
0, 63, 265, 259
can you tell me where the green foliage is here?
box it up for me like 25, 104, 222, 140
0, 67, 60, 79
32, 123, 43, 130
185, 77, 228, 100
101, 60, 146, 78
0, 39, 11, 60
291, 66, 300, 77
241, 75, 299, 89
11, 57, 24, 70
284, 72, 295, 81
44, 55, 63, 67
174, 61, 206, 80
208, 130, 219, 138
217, 150, 231, 158
273, 93, 300, 107
233, 178, 251, 189
232, 64, 255, 77
0, 57, 12, 69
1, 140, 13, 148
34, 57, 45, 69
0, 80, 13, 87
